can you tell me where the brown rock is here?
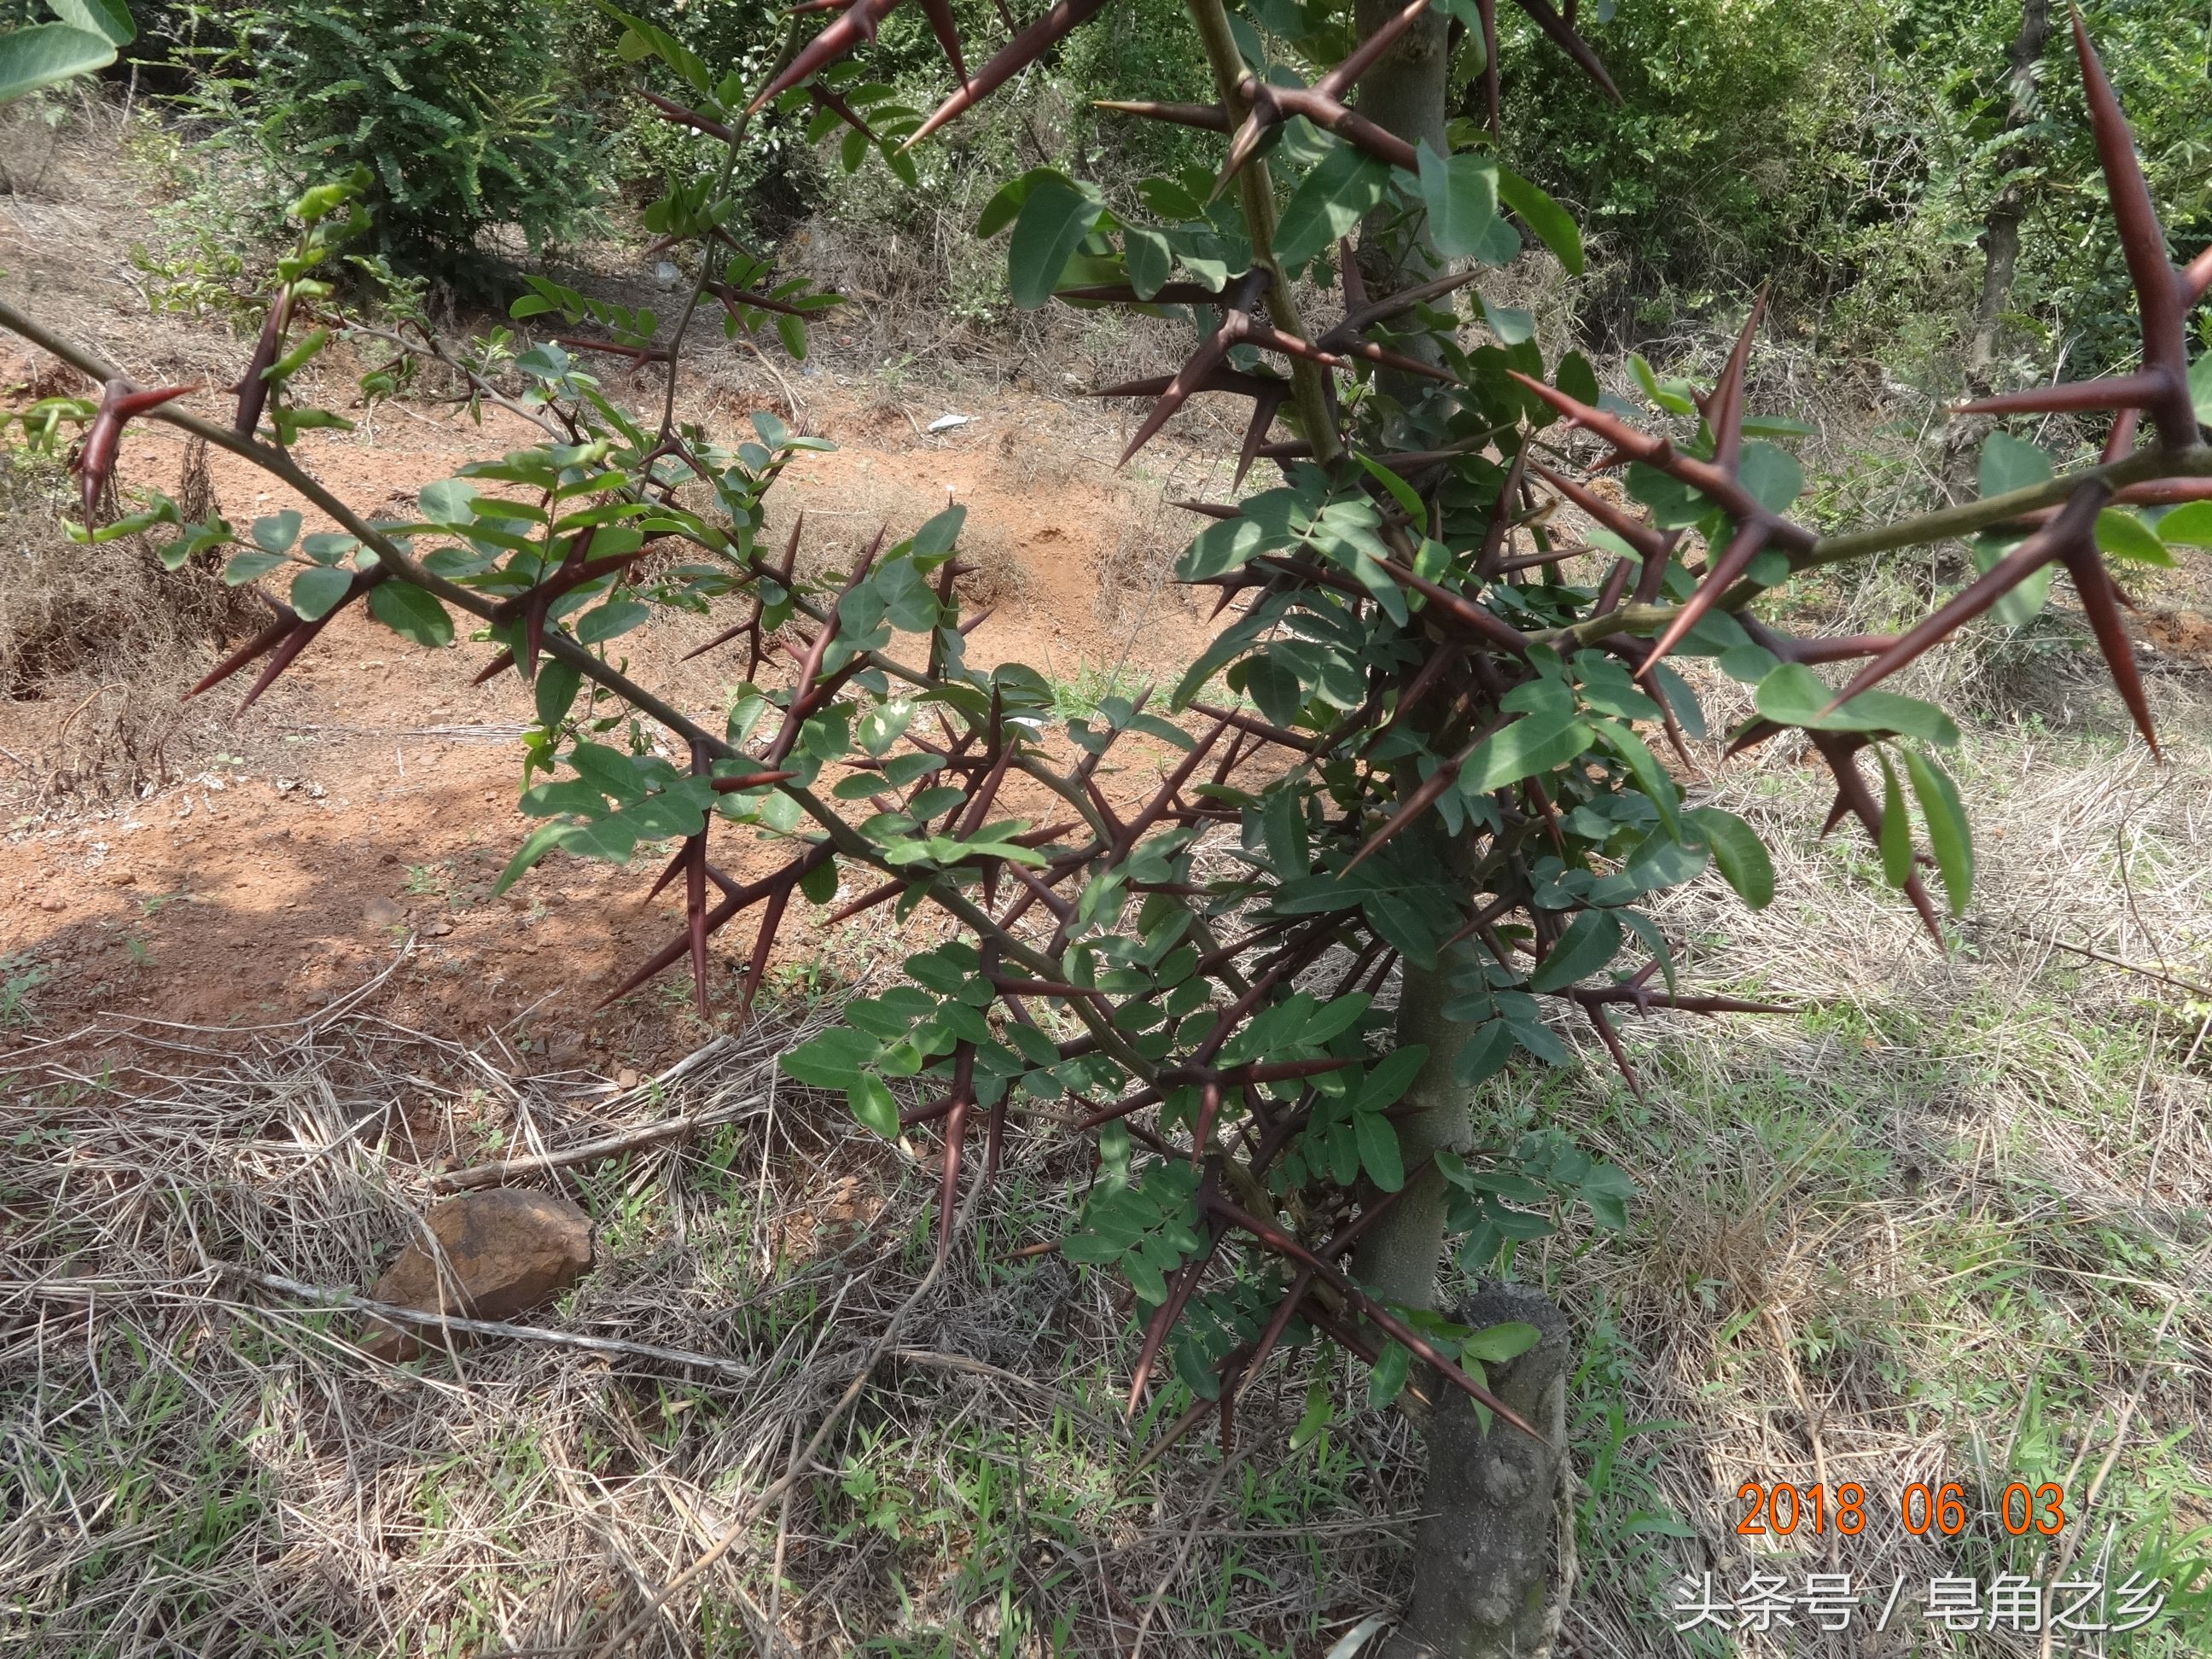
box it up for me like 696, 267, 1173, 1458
364, 896, 405, 928
359, 1189, 592, 1361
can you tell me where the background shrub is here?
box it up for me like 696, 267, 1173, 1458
172, 0, 613, 277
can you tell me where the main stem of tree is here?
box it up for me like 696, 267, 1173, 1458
1352, 954, 1477, 1309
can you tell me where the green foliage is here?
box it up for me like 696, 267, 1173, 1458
1878, 0, 2211, 375
1493, 0, 2209, 379
13, 0, 2208, 1505
171, 0, 612, 275
0, 0, 130, 107
1491, 0, 1883, 326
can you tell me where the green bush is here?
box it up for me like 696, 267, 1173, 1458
585, 0, 1212, 323
174, 0, 612, 276
1493, 0, 2210, 382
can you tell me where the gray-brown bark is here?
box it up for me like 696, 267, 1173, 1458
1352, 0, 1453, 300
1968, 0, 2054, 382
1384, 1284, 1573, 1659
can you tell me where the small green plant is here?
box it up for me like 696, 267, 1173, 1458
0, 952, 50, 1027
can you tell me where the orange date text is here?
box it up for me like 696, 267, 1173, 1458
1733, 1481, 2068, 1539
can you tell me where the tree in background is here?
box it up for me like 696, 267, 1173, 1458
6, 1, 2211, 1652
1494, 0, 2209, 385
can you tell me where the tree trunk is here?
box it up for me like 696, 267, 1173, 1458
1968, 0, 2054, 384
1352, 954, 1476, 1310
1352, 0, 1452, 295
1351, 0, 1456, 410
1338, 13, 1578, 1655
1383, 1284, 1574, 1659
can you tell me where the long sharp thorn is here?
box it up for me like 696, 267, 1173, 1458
1125, 1220, 1223, 1416
187, 604, 299, 699
1811, 732, 1945, 942
738, 879, 795, 1017
1638, 516, 1772, 676
984, 1091, 1007, 1179
1240, 323, 1348, 370
521, 596, 548, 684
1236, 1269, 1314, 1402
1329, 265, 1486, 341
473, 648, 516, 685
601, 896, 741, 1007
1203, 1191, 1542, 1438
916, 0, 968, 84
779, 511, 804, 581
1580, 985, 1794, 1016
1342, 761, 1462, 876
750, 0, 899, 114
934, 1045, 975, 1263
2185, 243, 2212, 304
240, 575, 381, 709
234, 293, 291, 439
1338, 236, 1368, 314
643, 841, 690, 903
1118, 335, 1232, 465
2103, 408, 2141, 463
2061, 543, 2160, 756
1383, 559, 1533, 655
1953, 370, 2174, 419
1902, 874, 1945, 941
1213, 96, 1279, 197
1511, 0, 1621, 101
636, 86, 735, 143
75, 381, 195, 521
682, 608, 761, 662
1091, 98, 1232, 132
708, 770, 800, 794
1233, 387, 1284, 488
1596, 556, 1634, 614
1700, 287, 1767, 476
905, 0, 1113, 147
1317, 0, 1438, 98
1525, 461, 1669, 561
1338, 335, 1460, 383
1190, 1081, 1220, 1163
2069, 9, 2197, 446
1581, 998, 1646, 1103
1477, 444, 1530, 578
685, 837, 710, 1016
808, 84, 879, 143
1825, 486, 2109, 709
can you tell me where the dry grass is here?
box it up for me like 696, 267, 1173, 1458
0, 955, 1427, 1656
3, 667, 2208, 1656
1491, 672, 2212, 1656
0, 448, 262, 806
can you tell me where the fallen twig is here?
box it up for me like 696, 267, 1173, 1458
211, 1263, 759, 1381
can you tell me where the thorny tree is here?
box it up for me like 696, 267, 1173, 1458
9, 1, 2212, 1651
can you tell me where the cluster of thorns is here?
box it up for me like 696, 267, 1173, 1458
44, 2, 2212, 1439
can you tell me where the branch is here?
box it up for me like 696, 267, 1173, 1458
1183, 0, 1342, 467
